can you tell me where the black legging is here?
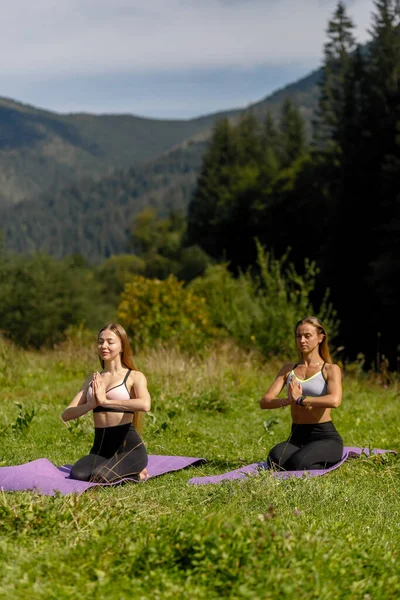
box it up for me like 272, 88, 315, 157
70, 422, 148, 483
267, 422, 343, 470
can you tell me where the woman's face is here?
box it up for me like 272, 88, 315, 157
295, 323, 323, 354
98, 329, 122, 361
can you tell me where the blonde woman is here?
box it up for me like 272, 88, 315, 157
260, 316, 343, 470
62, 323, 151, 482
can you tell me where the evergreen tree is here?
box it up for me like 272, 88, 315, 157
234, 111, 264, 165
363, 0, 400, 364
364, 1, 400, 183
261, 112, 281, 178
251, 100, 311, 264
368, 0, 400, 104
314, 1, 356, 151
186, 119, 238, 258
279, 98, 307, 166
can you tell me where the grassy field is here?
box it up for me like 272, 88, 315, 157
0, 338, 399, 599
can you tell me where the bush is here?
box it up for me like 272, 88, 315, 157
95, 254, 146, 303
189, 241, 338, 358
177, 245, 213, 282
0, 252, 113, 347
117, 274, 218, 351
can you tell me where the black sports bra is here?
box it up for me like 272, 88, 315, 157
88, 370, 134, 414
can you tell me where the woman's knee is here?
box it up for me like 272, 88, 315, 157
70, 455, 100, 481
267, 443, 289, 468
70, 464, 91, 481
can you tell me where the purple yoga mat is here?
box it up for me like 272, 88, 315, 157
0, 455, 206, 496
188, 447, 397, 485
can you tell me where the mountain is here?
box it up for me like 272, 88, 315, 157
1, 140, 206, 262
0, 67, 322, 261
0, 67, 321, 207
0, 96, 238, 206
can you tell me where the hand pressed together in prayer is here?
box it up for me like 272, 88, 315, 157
91, 372, 107, 407
288, 377, 303, 404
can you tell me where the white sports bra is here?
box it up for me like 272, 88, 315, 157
287, 363, 328, 397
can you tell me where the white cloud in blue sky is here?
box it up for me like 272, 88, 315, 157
1, 0, 375, 118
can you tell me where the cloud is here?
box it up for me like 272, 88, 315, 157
1, 0, 375, 76
0, 0, 376, 117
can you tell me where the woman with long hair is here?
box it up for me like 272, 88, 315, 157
260, 316, 343, 470
62, 323, 151, 482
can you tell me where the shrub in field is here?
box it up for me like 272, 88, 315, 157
117, 274, 218, 351
0, 253, 113, 347
95, 253, 146, 303
190, 241, 338, 358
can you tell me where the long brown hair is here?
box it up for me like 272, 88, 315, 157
97, 323, 143, 431
295, 316, 332, 363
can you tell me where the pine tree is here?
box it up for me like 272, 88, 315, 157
363, 0, 400, 365
279, 97, 307, 166
257, 112, 281, 183
314, 1, 356, 151
367, 0, 400, 158
234, 111, 263, 165
185, 119, 238, 258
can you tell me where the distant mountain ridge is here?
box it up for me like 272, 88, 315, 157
0, 95, 241, 206
0, 66, 322, 260
1, 140, 206, 262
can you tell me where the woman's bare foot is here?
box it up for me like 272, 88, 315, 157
139, 468, 149, 481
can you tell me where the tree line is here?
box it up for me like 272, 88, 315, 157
184, 0, 400, 369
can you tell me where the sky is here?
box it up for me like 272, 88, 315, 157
1, 0, 375, 120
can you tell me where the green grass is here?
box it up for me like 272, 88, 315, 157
0, 339, 399, 599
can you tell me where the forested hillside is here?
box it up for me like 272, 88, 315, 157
0, 68, 320, 206
0, 140, 206, 261
0, 97, 236, 206
0, 67, 321, 257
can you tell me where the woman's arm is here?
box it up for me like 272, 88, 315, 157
61, 376, 95, 422
260, 363, 294, 409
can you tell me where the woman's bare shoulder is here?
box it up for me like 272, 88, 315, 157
323, 363, 342, 376
131, 369, 146, 380
127, 369, 148, 387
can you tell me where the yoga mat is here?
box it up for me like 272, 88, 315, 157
0, 455, 206, 496
188, 446, 397, 485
